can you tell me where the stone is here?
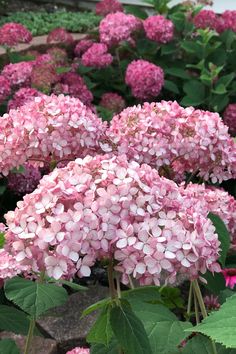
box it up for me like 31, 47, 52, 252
37, 284, 109, 353
0, 331, 58, 354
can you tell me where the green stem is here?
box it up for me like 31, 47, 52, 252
128, 275, 134, 289
187, 281, 193, 319
193, 290, 200, 324
108, 258, 116, 299
23, 318, 35, 354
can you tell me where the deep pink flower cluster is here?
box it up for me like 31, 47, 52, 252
125, 60, 164, 100
0, 75, 11, 104
54, 72, 93, 106
193, 10, 218, 30
31, 63, 59, 93
66, 348, 90, 354
47, 28, 74, 44
99, 12, 142, 47
0, 94, 106, 176
223, 104, 236, 136
82, 43, 113, 68
96, 0, 124, 16
7, 87, 42, 111
2, 61, 34, 88
3, 154, 220, 284
102, 101, 236, 183
100, 92, 125, 113
74, 39, 94, 57
34, 54, 53, 66
47, 47, 68, 66
0, 22, 32, 47
143, 15, 174, 44
8, 163, 42, 195
182, 183, 236, 249
220, 11, 236, 32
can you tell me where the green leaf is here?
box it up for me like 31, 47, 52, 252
208, 213, 230, 266
218, 290, 235, 305
210, 94, 229, 112
90, 339, 119, 354
0, 305, 37, 335
0, 339, 20, 354
212, 84, 227, 95
181, 41, 202, 55
56, 66, 71, 74
87, 306, 113, 346
203, 271, 226, 295
165, 67, 190, 79
182, 80, 206, 106
0, 186, 6, 195
11, 166, 25, 174
159, 287, 184, 309
133, 302, 177, 323
110, 300, 152, 354
164, 80, 180, 94
216, 73, 235, 88
0, 232, 5, 248
5, 277, 68, 319
161, 43, 177, 55
48, 278, 87, 291
82, 298, 111, 318
121, 286, 161, 307
181, 334, 215, 353
124, 5, 148, 19
189, 293, 236, 348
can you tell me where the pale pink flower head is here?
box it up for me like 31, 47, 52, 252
222, 268, 236, 289
125, 60, 164, 100
31, 63, 59, 93
0, 249, 29, 279
7, 87, 42, 111
223, 103, 236, 136
193, 10, 218, 30
8, 163, 42, 195
0, 75, 11, 104
0, 22, 32, 48
47, 28, 74, 44
103, 101, 236, 183
66, 347, 90, 354
99, 12, 142, 47
100, 92, 125, 113
74, 39, 94, 57
81, 43, 113, 68
96, 0, 123, 16
144, 15, 174, 44
2, 61, 34, 88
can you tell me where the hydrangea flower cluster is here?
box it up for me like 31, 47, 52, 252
8, 163, 42, 195
143, 15, 174, 44
223, 103, 236, 136
47, 47, 68, 66
193, 10, 218, 30
2, 61, 34, 88
102, 101, 236, 183
0, 249, 29, 279
47, 28, 74, 44
82, 43, 113, 68
99, 12, 142, 47
7, 87, 42, 111
220, 11, 236, 32
74, 39, 94, 57
181, 183, 236, 248
96, 0, 124, 16
0, 22, 32, 48
0, 94, 106, 176
0, 75, 11, 104
54, 72, 93, 106
100, 92, 125, 113
31, 63, 59, 93
66, 347, 90, 354
3, 154, 220, 284
125, 60, 164, 100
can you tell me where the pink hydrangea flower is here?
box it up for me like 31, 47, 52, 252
0, 249, 29, 279
223, 103, 236, 136
74, 39, 94, 57
31, 63, 59, 93
66, 347, 90, 354
0, 22, 32, 48
7, 87, 42, 111
8, 163, 42, 195
217, 11, 236, 33
221, 268, 236, 289
125, 60, 164, 100
2, 61, 34, 88
99, 92, 125, 113
103, 101, 236, 183
47, 28, 74, 44
96, 0, 123, 16
82, 43, 113, 68
3, 154, 220, 284
193, 10, 218, 30
53, 72, 93, 106
0, 75, 11, 104
144, 15, 174, 44
0, 94, 107, 176
47, 47, 68, 66
99, 12, 142, 47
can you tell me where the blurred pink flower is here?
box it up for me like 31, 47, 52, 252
222, 268, 236, 289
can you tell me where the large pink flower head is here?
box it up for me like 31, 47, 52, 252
223, 103, 236, 136
99, 12, 142, 47
181, 183, 236, 248
47, 28, 74, 44
2, 61, 34, 88
100, 92, 125, 113
103, 101, 236, 183
81, 43, 113, 68
8, 163, 42, 195
143, 15, 174, 44
7, 87, 42, 111
31, 63, 59, 93
193, 10, 218, 30
53, 72, 93, 106
3, 154, 220, 284
0, 22, 32, 48
47, 47, 68, 66
0, 75, 11, 104
125, 60, 164, 100
0, 94, 107, 176
74, 39, 94, 57
217, 11, 236, 33
96, 0, 124, 16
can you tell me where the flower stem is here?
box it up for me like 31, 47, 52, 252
108, 258, 116, 299
193, 290, 200, 324
187, 281, 193, 319
23, 317, 35, 354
